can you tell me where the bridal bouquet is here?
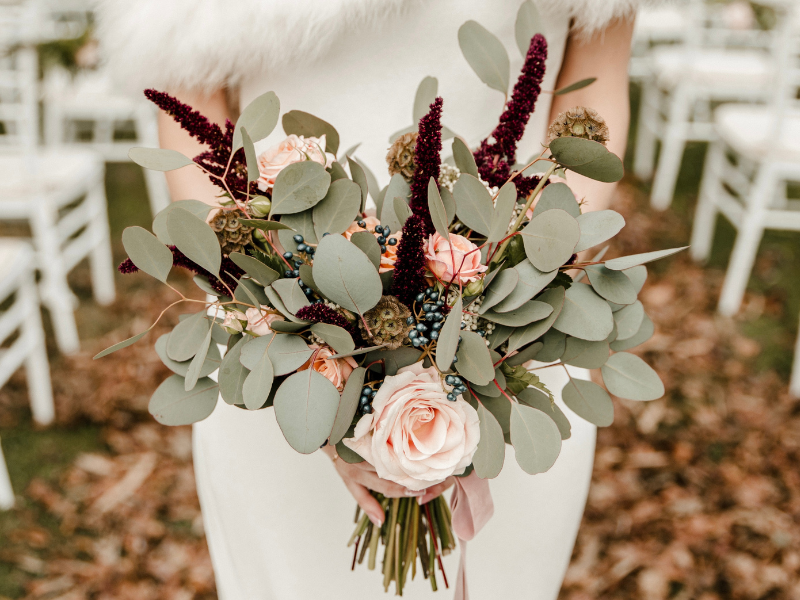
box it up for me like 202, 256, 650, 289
100, 1, 684, 594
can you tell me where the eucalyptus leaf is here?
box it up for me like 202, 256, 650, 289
488, 182, 517, 243
574, 210, 626, 253
274, 369, 341, 453
428, 178, 450, 240
561, 378, 614, 426
359, 160, 380, 202
238, 219, 295, 232
506, 286, 565, 352
229, 252, 280, 286
601, 352, 664, 401
493, 260, 557, 313
479, 268, 519, 313
549, 137, 624, 183
330, 344, 389, 360
480, 394, 511, 434
458, 20, 510, 93
552, 283, 613, 341
452, 137, 479, 178
471, 379, 501, 397
455, 331, 495, 385
413, 76, 439, 122
531, 183, 580, 219
129, 147, 194, 172
482, 300, 553, 326
312, 234, 382, 315
536, 328, 566, 362
167, 208, 222, 276
561, 337, 609, 369
270, 320, 310, 333
521, 209, 580, 272
242, 350, 275, 410
241, 128, 259, 182
328, 161, 348, 182
510, 402, 562, 474
232, 90, 280, 151
625, 265, 648, 294
166, 311, 209, 362
554, 77, 597, 96
313, 178, 362, 238
310, 323, 354, 355
585, 265, 637, 305
605, 247, 689, 271
365, 347, 422, 375
346, 156, 369, 211
155, 333, 220, 378
506, 341, 543, 366
270, 161, 331, 217
282, 110, 340, 154
272, 278, 310, 315
440, 185, 457, 224
121, 226, 172, 283
277, 210, 317, 254
185, 326, 214, 391
514, 0, 543, 57
473, 404, 505, 479
487, 324, 513, 350
380, 174, 411, 232
349, 231, 381, 271
453, 173, 493, 236
613, 300, 645, 341
272, 333, 315, 375
93, 330, 149, 359
436, 295, 462, 372
330, 367, 366, 445
152, 200, 213, 245
149, 375, 218, 426
517, 387, 571, 440
233, 277, 268, 308
572, 245, 609, 284
392, 197, 413, 230
611, 312, 654, 351
336, 440, 365, 464
219, 337, 249, 405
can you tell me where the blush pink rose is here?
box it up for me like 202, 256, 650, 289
244, 307, 284, 336
297, 345, 358, 391
425, 232, 488, 285
343, 362, 480, 491
256, 134, 334, 191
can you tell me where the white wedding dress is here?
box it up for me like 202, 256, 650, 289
96, 0, 643, 597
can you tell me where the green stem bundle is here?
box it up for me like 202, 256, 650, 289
349, 492, 455, 595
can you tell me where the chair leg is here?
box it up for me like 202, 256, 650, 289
690, 141, 724, 263
30, 200, 81, 354
0, 438, 13, 510
633, 80, 660, 181
650, 87, 692, 210
20, 276, 55, 426
717, 166, 775, 317
87, 175, 116, 306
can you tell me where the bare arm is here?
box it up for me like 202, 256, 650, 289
549, 18, 635, 212
157, 89, 231, 206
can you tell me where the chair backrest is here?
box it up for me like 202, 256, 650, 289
765, 4, 800, 148
0, 3, 39, 151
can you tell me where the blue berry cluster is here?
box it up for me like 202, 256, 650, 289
358, 220, 397, 253
407, 287, 446, 348
445, 374, 468, 401
358, 382, 382, 415
282, 234, 315, 279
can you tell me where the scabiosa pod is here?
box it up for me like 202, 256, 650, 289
409, 98, 444, 234
473, 34, 548, 194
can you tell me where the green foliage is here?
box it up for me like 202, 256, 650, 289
458, 20, 510, 93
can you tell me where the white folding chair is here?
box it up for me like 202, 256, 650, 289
0, 240, 56, 510
633, 1, 778, 210
690, 17, 800, 317
0, 30, 115, 353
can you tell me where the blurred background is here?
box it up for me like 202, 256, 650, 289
0, 0, 799, 598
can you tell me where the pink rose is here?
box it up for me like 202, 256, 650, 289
244, 307, 284, 336
221, 309, 246, 333
256, 134, 334, 191
343, 362, 480, 491
297, 345, 358, 391
425, 232, 488, 285
343, 216, 402, 273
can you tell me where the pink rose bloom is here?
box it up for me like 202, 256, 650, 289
425, 232, 488, 285
297, 345, 358, 391
256, 134, 334, 191
343, 216, 402, 273
343, 362, 480, 491
244, 307, 284, 336
221, 310, 246, 333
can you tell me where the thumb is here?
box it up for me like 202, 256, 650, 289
345, 480, 385, 528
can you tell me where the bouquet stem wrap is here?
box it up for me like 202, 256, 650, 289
450, 472, 494, 600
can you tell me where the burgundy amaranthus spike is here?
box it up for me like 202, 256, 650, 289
473, 34, 548, 195
144, 89, 253, 201
391, 214, 429, 306
409, 98, 444, 234
295, 304, 360, 339
118, 247, 244, 295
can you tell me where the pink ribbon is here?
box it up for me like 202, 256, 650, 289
449, 472, 494, 600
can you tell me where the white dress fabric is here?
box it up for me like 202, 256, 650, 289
93, 0, 646, 597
